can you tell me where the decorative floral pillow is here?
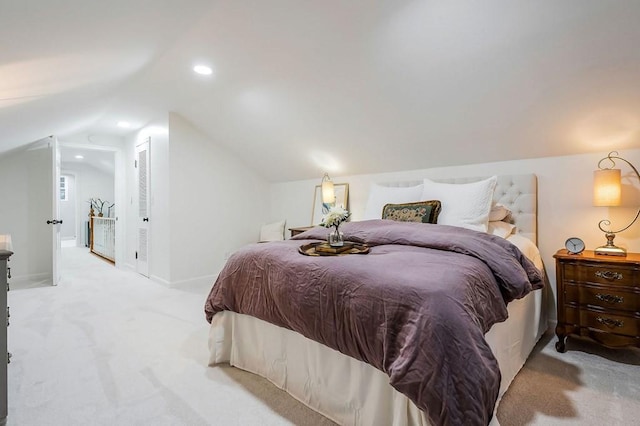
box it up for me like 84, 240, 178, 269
381, 200, 442, 224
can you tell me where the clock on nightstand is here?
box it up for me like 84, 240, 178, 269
554, 249, 640, 353
564, 237, 585, 255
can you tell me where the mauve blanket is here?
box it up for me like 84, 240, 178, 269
204, 220, 543, 426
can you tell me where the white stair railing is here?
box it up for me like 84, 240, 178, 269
90, 216, 115, 262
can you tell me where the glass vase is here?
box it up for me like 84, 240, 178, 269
327, 228, 344, 247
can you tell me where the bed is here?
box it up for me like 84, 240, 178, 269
205, 174, 547, 426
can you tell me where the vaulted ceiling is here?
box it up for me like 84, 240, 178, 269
2, 1, 640, 181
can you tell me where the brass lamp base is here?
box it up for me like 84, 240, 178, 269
594, 231, 627, 256
594, 245, 627, 256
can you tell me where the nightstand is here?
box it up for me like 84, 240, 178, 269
554, 249, 640, 353
289, 226, 314, 238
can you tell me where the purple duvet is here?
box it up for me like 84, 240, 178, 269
204, 220, 543, 425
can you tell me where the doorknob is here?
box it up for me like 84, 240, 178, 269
46, 220, 63, 225
143, 218, 149, 222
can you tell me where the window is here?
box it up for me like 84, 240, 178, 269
60, 176, 67, 201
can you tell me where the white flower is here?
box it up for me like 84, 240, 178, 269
321, 206, 351, 228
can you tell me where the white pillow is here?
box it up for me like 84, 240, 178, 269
363, 183, 424, 220
488, 221, 516, 238
421, 176, 497, 232
259, 220, 285, 242
489, 203, 512, 222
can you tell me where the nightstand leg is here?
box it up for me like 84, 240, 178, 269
555, 325, 566, 353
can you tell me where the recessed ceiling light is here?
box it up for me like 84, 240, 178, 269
117, 121, 131, 128
193, 65, 213, 75
75, 155, 84, 159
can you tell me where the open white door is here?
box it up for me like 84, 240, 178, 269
135, 138, 150, 277
0, 137, 60, 286
50, 136, 61, 286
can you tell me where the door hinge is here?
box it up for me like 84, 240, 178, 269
134, 160, 137, 168
135, 251, 138, 260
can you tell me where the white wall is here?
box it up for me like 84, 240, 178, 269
123, 114, 271, 287
270, 149, 640, 322
168, 113, 271, 286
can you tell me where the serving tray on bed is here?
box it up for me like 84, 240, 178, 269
298, 242, 370, 256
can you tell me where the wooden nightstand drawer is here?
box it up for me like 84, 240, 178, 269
564, 283, 640, 313
554, 249, 640, 352
561, 263, 638, 288
564, 307, 640, 338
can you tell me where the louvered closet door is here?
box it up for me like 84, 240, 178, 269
136, 138, 150, 277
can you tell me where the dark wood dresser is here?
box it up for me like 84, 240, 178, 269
554, 249, 640, 352
0, 247, 11, 426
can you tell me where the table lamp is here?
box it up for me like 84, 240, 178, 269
321, 173, 335, 205
593, 151, 640, 256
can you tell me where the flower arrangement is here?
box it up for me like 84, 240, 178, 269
88, 198, 115, 217
321, 206, 350, 247
321, 206, 351, 230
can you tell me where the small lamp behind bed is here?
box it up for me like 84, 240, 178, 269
593, 151, 640, 256
321, 173, 336, 205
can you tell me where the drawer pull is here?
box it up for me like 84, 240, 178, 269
595, 293, 624, 304
596, 317, 624, 328
595, 270, 623, 280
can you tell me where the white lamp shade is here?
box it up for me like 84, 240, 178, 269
321, 180, 335, 204
593, 169, 621, 206
0, 235, 13, 251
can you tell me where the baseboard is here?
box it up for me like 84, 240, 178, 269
123, 268, 220, 289
150, 274, 171, 287
121, 263, 136, 272
11, 273, 52, 289
169, 273, 219, 290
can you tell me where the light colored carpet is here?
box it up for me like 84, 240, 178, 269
498, 330, 640, 425
8, 247, 335, 426
6, 247, 640, 425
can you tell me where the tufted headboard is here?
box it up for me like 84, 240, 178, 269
378, 174, 538, 245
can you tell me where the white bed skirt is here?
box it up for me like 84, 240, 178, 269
208, 288, 545, 426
